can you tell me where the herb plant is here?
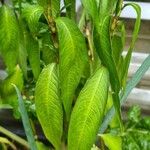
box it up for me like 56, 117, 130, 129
0, 0, 149, 150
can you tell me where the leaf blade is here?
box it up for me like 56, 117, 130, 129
0, 5, 19, 72
13, 85, 37, 150
68, 67, 109, 150
56, 17, 88, 120
35, 63, 63, 149
99, 54, 150, 133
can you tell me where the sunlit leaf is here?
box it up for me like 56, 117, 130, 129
35, 63, 63, 149
99, 134, 122, 150
68, 67, 109, 150
56, 17, 88, 120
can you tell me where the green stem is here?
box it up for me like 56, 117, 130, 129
0, 126, 29, 149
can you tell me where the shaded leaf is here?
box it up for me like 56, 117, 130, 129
41, 33, 57, 65
25, 33, 41, 80
64, 0, 76, 20
35, 63, 63, 150
56, 17, 88, 120
68, 67, 109, 150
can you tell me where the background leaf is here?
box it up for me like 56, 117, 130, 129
35, 63, 63, 150
37, 0, 60, 18
81, 0, 98, 24
25, 33, 41, 80
56, 17, 88, 120
64, 0, 76, 20
0, 5, 19, 72
121, 3, 141, 88
68, 67, 109, 150
41, 32, 57, 65
0, 66, 23, 118
23, 4, 44, 34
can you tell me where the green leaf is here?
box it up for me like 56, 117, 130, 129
121, 3, 141, 88
99, 54, 150, 133
112, 22, 125, 66
0, 5, 19, 72
18, 20, 28, 79
13, 85, 37, 150
128, 105, 141, 123
0, 66, 23, 118
36, 141, 49, 150
0, 66, 23, 97
95, 15, 122, 129
64, 0, 76, 20
25, 33, 41, 80
41, 33, 57, 65
56, 17, 88, 120
37, 0, 60, 18
81, 0, 98, 24
35, 63, 63, 150
68, 67, 109, 150
23, 4, 44, 33
99, 134, 122, 150
99, 0, 118, 22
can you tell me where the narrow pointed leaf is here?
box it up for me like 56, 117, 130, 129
95, 16, 122, 128
68, 67, 109, 150
35, 63, 63, 150
99, 54, 150, 133
112, 22, 125, 66
56, 17, 88, 120
13, 85, 37, 150
26, 33, 41, 80
121, 3, 141, 87
0, 5, 19, 72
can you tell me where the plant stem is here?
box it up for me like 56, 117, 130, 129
0, 126, 29, 149
85, 21, 95, 75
